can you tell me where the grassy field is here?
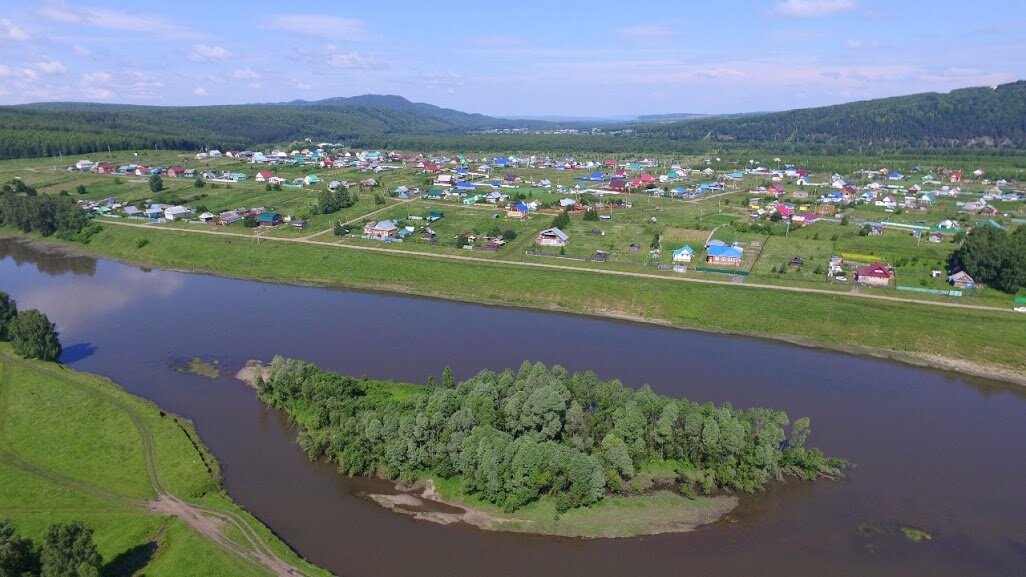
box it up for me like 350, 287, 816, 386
0, 344, 330, 577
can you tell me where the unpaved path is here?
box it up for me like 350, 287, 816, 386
0, 352, 313, 577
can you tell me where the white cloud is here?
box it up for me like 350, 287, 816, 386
274, 14, 368, 39
193, 87, 207, 95
72, 44, 92, 57
233, 68, 260, 80
323, 50, 378, 69
36, 2, 203, 39
189, 44, 231, 62
0, 18, 30, 41
83, 86, 112, 99
775, 0, 857, 18
83, 71, 111, 84
36, 59, 67, 74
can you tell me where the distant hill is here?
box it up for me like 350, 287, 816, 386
633, 112, 711, 123
637, 82, 1026, 147
0, 95, 546, 159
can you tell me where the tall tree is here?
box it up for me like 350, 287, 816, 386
40, 522, 101, 577
0, 292, 16, 342
0, 519, 39, 577
148, 174, 163, 193
10, 309, 62, 362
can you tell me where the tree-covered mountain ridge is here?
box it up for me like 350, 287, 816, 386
0, 95, 549, 159
638, 81, 1026, 148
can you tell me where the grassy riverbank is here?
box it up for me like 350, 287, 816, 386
0, 344, 330, 576
8, 225, 1026, 384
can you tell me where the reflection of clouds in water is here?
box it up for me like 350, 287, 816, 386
18, 269, 185, 333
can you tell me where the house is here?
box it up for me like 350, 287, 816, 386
789, 256, 806, 267
815, 204, 837, 216
166, 166, 186, 177
363, 220, 398, 239
535, 227, 569, 247
257, 212, 283, 227
928, 232, 945, 243
218, 210, 243, 225
427, 211, 444, 222
94, 163, 116, 174
255, 170, 274, 182
74, 159, 94, 171
163, 206, 194, 221
672, 245, 695, 263
122, 206, 142, 217
421, 227, 437, 242
507, 202, 529, 218
706, 245, 743, 265
856, 262, 894, 287
144, 204, 164, 219
947, 270, 976, 289
304, 175, 319, 186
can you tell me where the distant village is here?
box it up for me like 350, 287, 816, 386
65, 146, 1024, 297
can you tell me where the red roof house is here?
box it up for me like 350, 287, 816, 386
856, 262, 894, 287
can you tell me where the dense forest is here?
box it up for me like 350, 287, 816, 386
639, 82, 1026, 148
950, 225, 1026, 293
258, 358, 843, 513
3, 82, 1024, 159
0, 96, 550, 160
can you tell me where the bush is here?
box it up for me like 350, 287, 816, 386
194, 179, 205, 188
242, 215, 257, 228
583, 209, 599, 221
135, 238, 149, 249
502, 229, 517, 240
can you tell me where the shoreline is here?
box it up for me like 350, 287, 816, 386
368, 479, 739, 539
5, 231, 1025, 388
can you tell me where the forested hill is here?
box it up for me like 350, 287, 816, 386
637, 81, 1026, 148
0, 95, 544, 159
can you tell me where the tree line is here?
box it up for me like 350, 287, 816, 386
0, 180, 100, 243
950, 225, 1026, 293
640, 81, 1026, 148
0, 291, 62, 362
258, 358, 843, 513
0, 519, 101, 577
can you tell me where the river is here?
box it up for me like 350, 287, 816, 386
1, 237, 1024, 577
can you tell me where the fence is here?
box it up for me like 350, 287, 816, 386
695, 266, 749, 276
896, 286, 963, 297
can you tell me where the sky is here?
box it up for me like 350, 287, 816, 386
0, 0, 1024, 117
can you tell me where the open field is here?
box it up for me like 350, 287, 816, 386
0, 344, 330, 577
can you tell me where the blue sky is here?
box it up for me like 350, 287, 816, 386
0, 0, 1023, 117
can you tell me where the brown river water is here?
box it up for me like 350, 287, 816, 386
1, 237, 1024, 576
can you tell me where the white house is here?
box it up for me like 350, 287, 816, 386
164, 206, 194, 221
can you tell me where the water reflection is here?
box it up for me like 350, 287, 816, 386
0, 237, 96, 277
13, 267, 184, 333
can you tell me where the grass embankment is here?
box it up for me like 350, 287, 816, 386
37, 224, 1026, 383
0, 344, 330, 577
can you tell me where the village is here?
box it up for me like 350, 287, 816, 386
53, 146, 1026, 308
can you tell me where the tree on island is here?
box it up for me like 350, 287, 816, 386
10, 309, 62, 362
258, 359, 845, 514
